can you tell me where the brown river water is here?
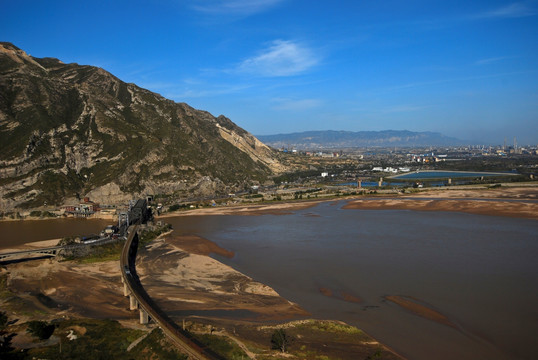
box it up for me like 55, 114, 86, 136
1, 202, 536, 360
166, 201, 538, 360
0, 218, 112, 249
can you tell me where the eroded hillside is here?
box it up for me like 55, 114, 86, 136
0, 42, 287, 210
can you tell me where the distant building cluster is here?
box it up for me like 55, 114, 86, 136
372, 167, 410, 173
61, 197, 120, 218
279, 148, 348, 158
407, 153, 447, 163
62, 197, 100, 217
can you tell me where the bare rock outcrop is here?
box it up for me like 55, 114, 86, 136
0, 42, 288, 210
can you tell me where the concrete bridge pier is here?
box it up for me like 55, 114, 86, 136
139, 309, 149, 324
122, 278, 129, 297
129, 295, 138, 310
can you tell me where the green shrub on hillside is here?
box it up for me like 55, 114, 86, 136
26, 321, 55, 340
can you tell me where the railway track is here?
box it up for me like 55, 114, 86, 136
120, 225, 223, 360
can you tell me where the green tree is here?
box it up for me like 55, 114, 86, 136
0, 332, 16, 357
271, 329, 290, 353
0, 311, 7, 330
26, 321, 55, 340
0, 311, 16, 358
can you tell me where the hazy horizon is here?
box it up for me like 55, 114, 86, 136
2, 0, 537, 144
255, 128, 537, 146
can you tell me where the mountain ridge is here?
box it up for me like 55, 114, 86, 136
0, 42, 286, 210
257, 130, 468, 149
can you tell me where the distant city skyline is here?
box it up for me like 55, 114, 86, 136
2, 0, 537, 144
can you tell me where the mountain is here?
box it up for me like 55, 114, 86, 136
0, 42, 286, 210
257, 130, 467, 149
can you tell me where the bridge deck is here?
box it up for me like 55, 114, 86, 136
120, 226, 223, 360
0, 237, 124, 261
0, 246, 62, 258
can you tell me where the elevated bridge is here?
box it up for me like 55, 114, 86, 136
120, 226, 224, 360
1, 198, 151, 263
0, 246, 61, 261
1, 198, 222, 358
0, 237, 124, 263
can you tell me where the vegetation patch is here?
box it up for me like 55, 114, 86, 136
231, 320, 397, 360
0, 274, 13, 300
28, 210, 57, 218
26, 320, 55, 340
60, 242, 124, 264
138, 223, 172, 247
131, 328, 188, 360
297, 320, 363, 335
22, 318, 145, 360
186, 332, 246, 359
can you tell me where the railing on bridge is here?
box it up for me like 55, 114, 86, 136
0, 236, 126, 263
0, 246, 61, 261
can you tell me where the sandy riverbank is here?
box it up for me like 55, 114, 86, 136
1, 232, 307, 322
1, 231, 402, 359
136, 234, 310, 321
343, 186, 538, 219
0, 239, 61, 254
159, 185, 538, 220
159, 200, 322, 217
343, 198, 538, 219
3, 186, 535, 318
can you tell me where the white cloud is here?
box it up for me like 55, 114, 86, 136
475, 2, 537, 19
191, 0, 284, 15
237, 40, 319, 77
272, 98, 322, 111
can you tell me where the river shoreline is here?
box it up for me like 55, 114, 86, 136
0, 228, 403, 359
1, 186, 535, 251
159, 185, 538, 219
2, 183, 536, 225
1, 185, 536, 358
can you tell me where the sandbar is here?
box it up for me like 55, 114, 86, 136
343, 198, 538, 219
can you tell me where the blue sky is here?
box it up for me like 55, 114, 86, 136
2, 0, 537, 144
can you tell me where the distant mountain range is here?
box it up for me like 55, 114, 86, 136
257, 130, 468, 149
0, 42, 287, 210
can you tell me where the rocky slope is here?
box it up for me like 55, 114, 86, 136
0, 42, 285, 210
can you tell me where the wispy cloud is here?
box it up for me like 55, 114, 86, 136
236, 40, 319, 77
163, 81, 253, 100
473, 2, 537, 19
383, 71, 537, 92
190, 0, 284, 15
474, 56, 516, 66
392, 2, 538, 31
272, 97, 323, 111
380, 105, 428, 114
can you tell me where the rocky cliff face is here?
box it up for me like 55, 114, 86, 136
0, 42, 285, 210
